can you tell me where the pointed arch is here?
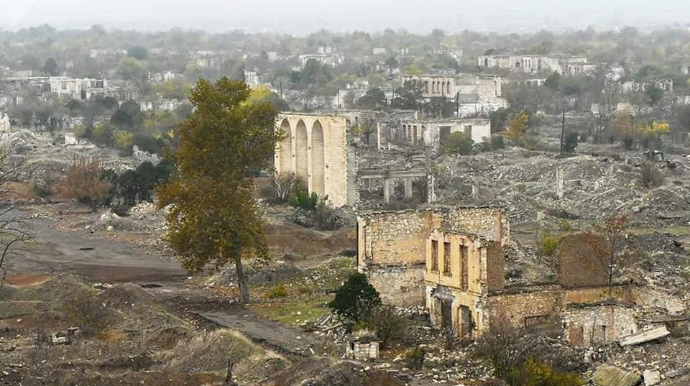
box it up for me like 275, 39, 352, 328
295, 120, 308, 181
311, 121, 325, 197
279, 119, 292, 173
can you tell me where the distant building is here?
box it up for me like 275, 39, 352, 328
478, 54, 595, 76
244, 70, 261, 87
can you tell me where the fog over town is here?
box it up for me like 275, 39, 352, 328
1, 1, 690, 385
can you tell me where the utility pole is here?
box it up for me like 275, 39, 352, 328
337, 88, 340, 110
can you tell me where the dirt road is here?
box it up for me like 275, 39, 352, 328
5, 212, 187, 283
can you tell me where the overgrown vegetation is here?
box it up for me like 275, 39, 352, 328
640, 161, 664, 188
328, 272, 382, 324
63, 291, 114, 336
55, 157, 112, 211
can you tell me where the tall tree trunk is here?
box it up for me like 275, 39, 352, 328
232, 241, 250, 303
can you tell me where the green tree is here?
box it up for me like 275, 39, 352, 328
392, 81, 425, 111
357, 88, 387, 110
328, 272, 382, 323
157, 78, 281, 304
645, 85, 664, 106
43, 57, 58, 76
563, 132, 579, 153
444, 132, 474, 155
127, 46, 149, 60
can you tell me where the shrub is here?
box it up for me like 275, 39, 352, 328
504, 359, 583, 386
289, 184, 318, 211
328, 272, 382, 323
266, 284, 289, 299
519, 137, 542, 151
312, 198, 343, 230
444, 132, 474, 155
563, 132, 579, 153
92, 122, 116, 147
364, 306, 408, 349
63, 291, 113, 336
405, 347, 426, 370
490, 135, 506, 150
272, 173, 298, 204
55, 157, 112, 211
31, 180, 52, 198
542, 237, 560, 257
442, 325, 463, 351
640, 161, 664, 188
557, 219, 573, 232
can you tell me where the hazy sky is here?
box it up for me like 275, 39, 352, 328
0, 0, 688, 34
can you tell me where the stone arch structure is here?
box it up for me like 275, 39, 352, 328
274, 114, 354, 207
295, 120, 309, 181
311, 121, 325, 197
278, 119, 292, 173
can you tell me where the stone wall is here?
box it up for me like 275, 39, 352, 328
368, 266, 426, 306
274, 113, 354, 207
485, 290, 561, 330
556, 233, 609, 288
442, 206, 509, 243
563, 305, 637, 347
486, 241, 505, 292
359, 210, 432, 267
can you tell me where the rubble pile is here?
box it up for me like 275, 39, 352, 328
436, 148, 690, 228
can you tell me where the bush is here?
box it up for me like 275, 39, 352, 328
557, 219, 573, 232
31, 180, 52, 198
444, 132, 474, 155
519, 137, 542, 151
405, 347, 426, 370
289, 185, 318, 211
563, 132, 579, 153
542, 236, 560, 257
63, 291, 113, 336
490, 135, 506, 150
266, 284, 289, 299
640, 161, 664, 188
55, 157, 112, 211
271, 173, 299, 204
312, 198, 344, 230
364, 306, 408, 349
328, 272, 382, 323
504, 359, 583, 386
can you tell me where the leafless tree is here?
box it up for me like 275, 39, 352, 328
598, 213, 630, 298
272, 172, 298, 204
0, 141, 33, 290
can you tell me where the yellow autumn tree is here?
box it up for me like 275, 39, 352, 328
157, 78, 283, 303
502, 111, 529, 141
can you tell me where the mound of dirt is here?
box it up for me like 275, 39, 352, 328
99, 283, 159, 310
264, 358, 405, 386
164, 329, 261, 373
215, 259, 302, 286
144, 325, 192, 350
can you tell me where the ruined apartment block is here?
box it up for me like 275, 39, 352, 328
358, 208, 684, 344
274, 113, 358, 207
398, 118, 491, 154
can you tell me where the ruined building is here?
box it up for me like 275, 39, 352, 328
358, 208, 685, 345
274, 113, 357, 207
401, 74, 507, 117
398, 118, 491, 154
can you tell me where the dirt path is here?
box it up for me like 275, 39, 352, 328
5, 213, 186, 283
4, 205, 324, 357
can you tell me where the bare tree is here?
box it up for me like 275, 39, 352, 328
599, 214, 629, 297
0, 141, 33, 290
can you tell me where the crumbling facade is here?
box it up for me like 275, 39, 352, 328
478, 54, 593, 76
398, 118, 491, 153
274, 113, 357, 207
358, 208, 681, 344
